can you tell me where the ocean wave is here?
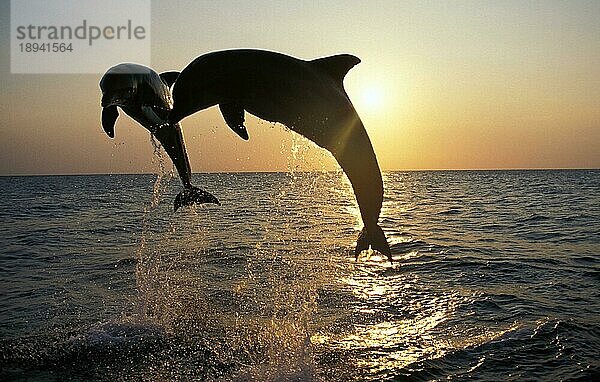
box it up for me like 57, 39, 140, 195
1, 171, 599, 381
389, 319, 598, 381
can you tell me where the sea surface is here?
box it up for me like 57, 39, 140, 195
0, 170, 599, 381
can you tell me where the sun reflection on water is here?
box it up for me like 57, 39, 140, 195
310, 260, 525, 380
310, 266, 458, 376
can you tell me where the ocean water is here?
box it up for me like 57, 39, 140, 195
0, 169, 599, 381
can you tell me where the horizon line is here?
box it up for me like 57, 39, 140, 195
1, 167, 598, 177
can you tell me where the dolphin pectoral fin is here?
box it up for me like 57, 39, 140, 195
354, 225, 392, 263
174, 186, 220, 211
159, 71, 180, 88
219, 103, 249, 140
230, 124, 249, 140
101, 106, 119, 138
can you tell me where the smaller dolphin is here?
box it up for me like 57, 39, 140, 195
167, 50, 391, 261
99, 63, 219, 210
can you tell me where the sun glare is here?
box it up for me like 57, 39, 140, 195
354, 84, 388, 114
361, 86, 384, 109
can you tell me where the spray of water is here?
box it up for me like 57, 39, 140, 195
229, 129, 327, 381
128, 127, 337, 380
134, 133, 175, 326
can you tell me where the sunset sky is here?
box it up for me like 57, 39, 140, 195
0, 0, 598, 175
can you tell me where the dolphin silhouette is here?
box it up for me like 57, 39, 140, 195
99, 63, 219, 210
167, 50, 391, 261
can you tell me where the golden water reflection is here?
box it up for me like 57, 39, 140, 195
343, 274, 456, 373
312, 265, 521, 378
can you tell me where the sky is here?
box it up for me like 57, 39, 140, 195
0, 0, 599, 175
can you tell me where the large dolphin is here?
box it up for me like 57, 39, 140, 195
99, 63, 219, 210
167, 49, 391, 261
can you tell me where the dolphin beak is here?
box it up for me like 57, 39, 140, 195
101, 106, 119, 138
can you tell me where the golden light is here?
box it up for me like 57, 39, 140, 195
360, 86, 385, 110
344, 65, 402, 120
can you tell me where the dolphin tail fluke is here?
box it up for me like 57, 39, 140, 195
354, 225, 392, 263
174, 186, 220, 211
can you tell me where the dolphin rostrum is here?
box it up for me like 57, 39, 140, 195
167, 50, 391, 261
99, 63, 219, 210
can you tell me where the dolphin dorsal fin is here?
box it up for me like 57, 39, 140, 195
159, 71, 180, 88
310, 54, 361, 84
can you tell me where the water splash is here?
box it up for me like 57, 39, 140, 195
226, 131, 335, 381
149, 133, 174, 207
123, 129, 351, 380
134, 133, 175, 326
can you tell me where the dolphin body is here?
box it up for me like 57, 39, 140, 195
99, 63, 219, 210
167, 49, 391, 261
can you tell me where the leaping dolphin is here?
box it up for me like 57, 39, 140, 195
99, 63, 220, 210
167, 49, 391, 261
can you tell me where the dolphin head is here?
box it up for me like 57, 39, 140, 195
99, 64, 149, 138
100, 86, 136, 108
99, 63, 171, 138
99, 65, 148, 107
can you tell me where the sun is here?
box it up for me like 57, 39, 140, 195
358, 85, 385, 112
